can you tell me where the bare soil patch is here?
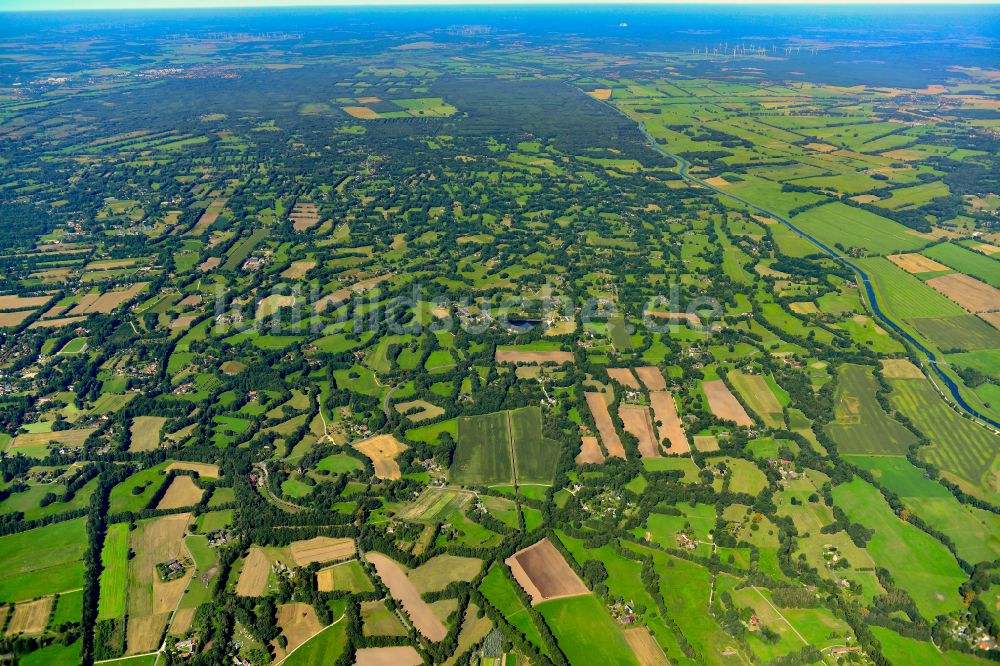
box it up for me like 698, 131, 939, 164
290, 202, 322, 232
649, 391, 690, 455
354, 434, 408, 480
289, 536, 355, 566
169, 315, 196, 331
5, 597, 53, 635
495, 349, 574, 364
156, 475, 204, 510
354, 646, 423, 666
635, 366, 667, 391
927, 273, 1000, 313
506, 539, 589, 605
888, 253, 950, 274
199, 257, 221, 272
703, 380, 753, 426
619, 405, 660, 458
585, 392, 626, 459
576, 436, 605, 465
880, 359, 924, 379
644, 310, 701, 326
365, 552, 447, 641
607, 368, 640, 389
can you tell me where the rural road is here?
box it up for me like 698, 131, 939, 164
598, 90, 1000, 432
254, 461, 304, 511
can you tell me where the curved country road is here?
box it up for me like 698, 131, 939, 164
606, 96, 1000, 431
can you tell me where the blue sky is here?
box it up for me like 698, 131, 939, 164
3, 0, 997, 11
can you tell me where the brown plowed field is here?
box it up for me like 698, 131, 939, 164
576, 436, 605, 464
365, 552, 447, 642
703, 380, 753, 426
607, 368, 640, 389
635, 366, 667, 391
495, 350, 574, 364
927, 273, 1000, 313
649, 391, 689, 454
505, 538, 589, 605
619, 405, 660, 458
585, 392, 625, 459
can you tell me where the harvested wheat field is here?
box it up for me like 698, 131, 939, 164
624, 626, 669, 666
289, 201, 322, 232
354, 434, 408, 480
635, 366, 667, 391
588, 88, 612, 100
290, 536, 355, 566
0, 294, 51, 309
619, 405, 660, 458
155, 475, 203, 510
170, 607, 196, 635
703, 176, 730, 188
365, 552, 447, 641
166, 461, 220, 478
126, 513, 193, 653
189, 198, 228, 236
69, 283, 148, 315
281, 260, 316, 279
881, 358, 924, 379
129, 416, 167, 452
926, 273, 1000, 313
272, 602, 325, 662
355, 646, 423, 666
649, 391, 689, 454
644, 310, 701, 326
235, 547, 271, 597
506, 538, 589, 605
169, 315, 196, 331
693, 435, 720, 452
887, 253, 950, 274
973, 243, 1000, 255
342, 106, 380, 119
585, 392, 626, 459
577, 436, 605, 464
315, 274, 392, 311
702, 380, 753, 426
9, 428, 95, 453
5, 597, 53, 635
495, 349, 575, 364
980, 311, 1000, 330
607, 368, 640, 389
28, 315, 88, 329
199, 257, 221, 272
0, 311, 36, 327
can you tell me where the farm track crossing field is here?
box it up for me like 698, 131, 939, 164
365, 552, 447, 642
451, 410, 513, 485
0, 517, 87, 603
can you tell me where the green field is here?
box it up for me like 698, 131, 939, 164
910, 314, 1000, 352
922, 242, 1000, 288
319, 560, 374, 593
479, 565, 549, 655
98, 522, 130, 620
108, 461, 171, 513
855, 257, 967, 320
451, 411, 514, 486
889, 377, 1000, 503
728, 371, 784, 428
832, 478, 965, 618
282, 622, 348, 666
51, 589, 83, 626
509, 406, 561, 485
0, 517, 87, 602
872, 626, 991, 666
792, 202, 928, 255
847, 455, 1000, 563
826, 364, 916, 455
538, 594, 639, 666
19, 640, 81, 666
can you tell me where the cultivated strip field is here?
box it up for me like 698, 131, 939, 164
926, 273, 1000, 314
235, 547, 271, 597
648, 391, 689, 454
577, 436, 605, 464
728, 372, 784, 428
702, 380, 753, 426
354, 646, 423, 666
155, 475, 203, 509
619, 404, 660, 458
635, 366, 667, 391
5, 597, 53, 635
289, 536, 355, 566
887, 253, 950, 274
365, 552, 447, 641
495, 349, 575, 364
607, 367, 641, 389
585, 392, 626, 459
354, 434, 407, 480
166, 461, 221, 478
505, 538, 589, 605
